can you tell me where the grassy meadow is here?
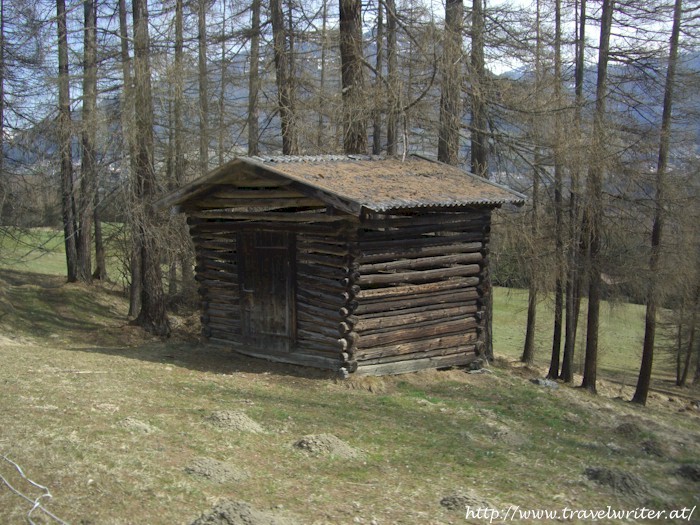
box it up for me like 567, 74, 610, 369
0, 228, 698, 524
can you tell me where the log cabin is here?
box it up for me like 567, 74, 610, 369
157, 155, 525, 376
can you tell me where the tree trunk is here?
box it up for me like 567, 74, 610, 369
437, 0, 463, 164
77, 0, 98, 283
582, 0, 614, 394
679, 289, 698, 386
632, 0, 682, 405
385, 0, 398, 156
132, 0, 170, 336
470, 0, 492, 359
271, 0, 298, 154
339, 0, 367, 154
561, 0, 587, 383
372, 1, 383, 155
522, 156, 540, 365
547, 0, 564, 380
198, 0, 209, 173
470, 0, 488, 178
248, 0, 261, 156
118, 0, 141, 317
57, 0, 78, 283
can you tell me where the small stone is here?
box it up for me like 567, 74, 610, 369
530, 378, 559, 389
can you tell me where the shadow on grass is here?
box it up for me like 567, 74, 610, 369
71, 339, 339, 381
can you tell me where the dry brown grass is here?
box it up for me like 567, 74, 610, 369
0, 270, 698, 524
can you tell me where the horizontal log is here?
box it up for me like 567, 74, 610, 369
355, 332, 478, 360
357, 264, 481, 286
352, 352, 478, 376
357, 241, 483, 264
352, 305, 477, 333
195, 270, 239, 284
297, 252, 351, 270
296, 241, 353, 257
297, 324, 338, 343
356, 317, 477, 348
297, 302, 340, 323
187, 197, 321, 210
189, 210, 349, 223
297, 276, 345, 295
197, 278, 239, 289
354, 291, 479, 317
195, 249, 238, 263
361, 212, 488, 229
297, 263, 345, 282
193, 240, 238, 252
357, 344, 477, 366
359, 252, 482, 274
296, 288, 344, 309
358, 232, 483, 253
359, 219, 489, 240
356, 277, 480, 299
207, 188, 306, 199
189, 220, 344, 236
196, 258, 238, 274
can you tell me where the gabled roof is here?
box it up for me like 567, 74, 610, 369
156, 155, 526, 215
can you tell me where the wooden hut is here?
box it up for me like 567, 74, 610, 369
157, 155, 525, 376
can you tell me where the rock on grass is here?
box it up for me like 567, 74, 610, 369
185, 457, 249, 483
584, 467, 649, 498
206, 410, 264, 433
440, 490, 494, 512
675, 464, 700, 482
189, 500, 297, 525
293, 434, 362, 459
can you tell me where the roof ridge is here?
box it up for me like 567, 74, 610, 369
249, 154, 385, 163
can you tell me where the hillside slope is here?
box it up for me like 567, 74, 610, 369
0, 270, 698, 524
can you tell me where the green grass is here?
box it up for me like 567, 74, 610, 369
492, 287, 678, 390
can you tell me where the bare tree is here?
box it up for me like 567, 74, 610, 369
582, 0, 615, 394
57, 0, 78, 283
632, 0, 684, 405
247, 0, 261, 156
132, 0, 170, 336
77, 0, 98, 283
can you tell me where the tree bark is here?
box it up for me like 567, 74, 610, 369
339, 0, 367, 154
632, 0, 682, 405
547, 0, 564, 380
247, 0, 261, 156
57, 0, 78, 283
582, 0, 615, 394
271, 0, 298, 154
385, 0, 398, 155
561, 0, 587, 383
437, 0, 463, 165
372, 1, 383, 155
470, 0, 488, 177
77, 0, 98, 283
198, 0, 209, 173
522, 155, 540, 365
132, 0, 170, 336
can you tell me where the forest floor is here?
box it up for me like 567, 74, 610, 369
0, 268, 699, 524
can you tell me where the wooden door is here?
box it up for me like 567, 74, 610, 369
238, 231, 295, 352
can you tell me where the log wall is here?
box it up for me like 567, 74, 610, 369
344, 209, 492, 376
185, 183, 493, 376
